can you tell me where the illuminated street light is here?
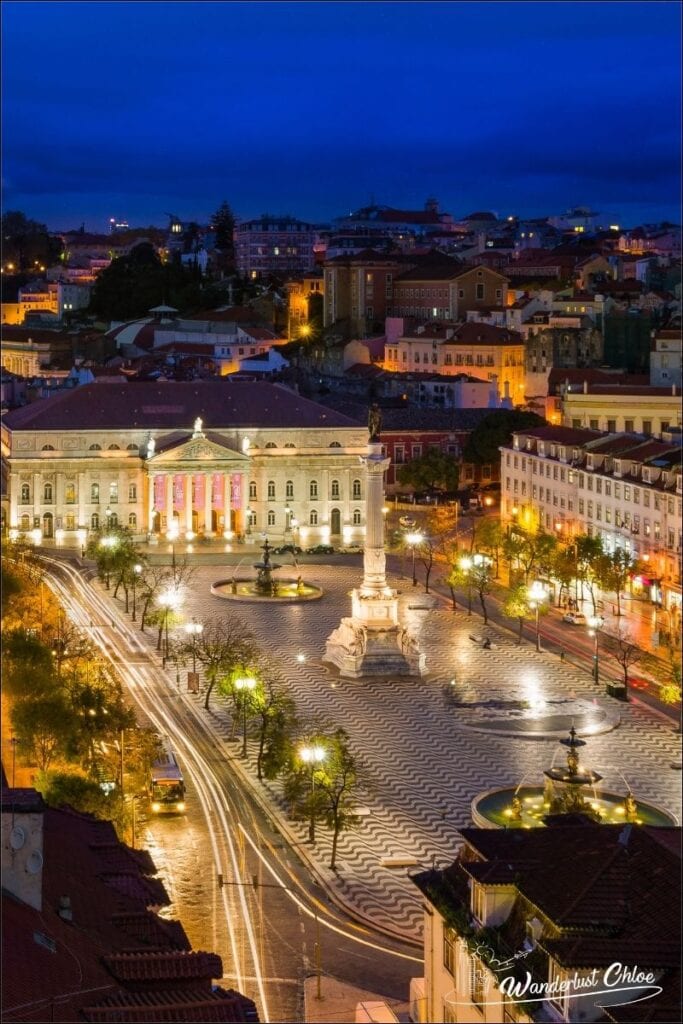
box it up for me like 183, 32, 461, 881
299, 743, 326, 842
184, 619, 204, 673
234, 675, 257, 757
31, 528, 42, 547
131, 563, 143, 621
528, 580, 548, 653
588, 615, 604, 685
406, 531, 424, 586
459, 555, 473, 614
76, 527, 87, 557
158, 589, 182, 664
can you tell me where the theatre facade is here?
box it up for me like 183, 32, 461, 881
1, 381, 369, 547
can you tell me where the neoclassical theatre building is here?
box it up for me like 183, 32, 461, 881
2, 381, 369, 546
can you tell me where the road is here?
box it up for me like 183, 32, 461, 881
38, 554, 420, 1024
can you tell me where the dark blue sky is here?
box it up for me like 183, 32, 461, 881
2, 1, 680, 231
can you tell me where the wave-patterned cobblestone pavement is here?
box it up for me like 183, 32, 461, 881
134, 564, 682, 940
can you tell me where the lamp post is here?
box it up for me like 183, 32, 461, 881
234, 675, 256, 757
528, 580, 547, 653
300, 743, 326, 843
588, 615, 604, 685
246, 506, 253, 537
291, 516, 299, 546
406, 531, 424, 586
167, 522, 179, 576
158, 589, 181, 665
99, 534, 118, 588
285, 505, 292, 537
184, 619, 204, 673
459, 556, 473, 614
77, 527, 87, 558
131, 563, 142, 621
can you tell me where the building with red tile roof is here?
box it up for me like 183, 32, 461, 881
1, 787, 258, 1023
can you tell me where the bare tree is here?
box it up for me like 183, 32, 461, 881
602, 630, 644, 698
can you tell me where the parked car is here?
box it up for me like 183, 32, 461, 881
563, 612, 587, 625
272, 544, 302, 555
305, 544, 335, 555
342, 544, 364, 554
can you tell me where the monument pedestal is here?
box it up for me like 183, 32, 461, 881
324, 439, 434, 679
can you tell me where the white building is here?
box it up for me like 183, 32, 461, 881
650, 329, 682, 387
2, 380, 369, 548
501, 425, 682, 619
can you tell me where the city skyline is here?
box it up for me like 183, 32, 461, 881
2, 1, 681, 231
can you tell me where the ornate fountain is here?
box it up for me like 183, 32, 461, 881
211, 537, 322, 603
471, 727, 677, 829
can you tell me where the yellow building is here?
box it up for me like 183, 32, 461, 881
286, 270, 324, 336
384, 321, 525, 404
562, 383, 681, 436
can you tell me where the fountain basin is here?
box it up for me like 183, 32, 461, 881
211, 578, 323, 603
472, 786, 677, 830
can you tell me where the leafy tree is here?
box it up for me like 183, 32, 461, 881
176, 618, 257, 710
211, 201, 236, 268
304, 728, 368, 871
69, 680, 136, 770
39, 771, 127, 837
602, 630, 643, 697
574, 534, 604, 613
595, 547, 641, 618
397, 448, 460, 494
11, 694, 74, 772
1, 565, 22, 615
247, 667, 297, 781
503, 584, 533, 642
1, 210, 61, 270
642, 645, 682, 709
502, 526, 557, 583
462, 410, 546, 465
471, 518, 505, 576
2, 629, 56, 699
417, 536, 437, 593
469, 556, 495, 624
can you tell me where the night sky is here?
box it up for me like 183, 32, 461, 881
2, 1, 680, 231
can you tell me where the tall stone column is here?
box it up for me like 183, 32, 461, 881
78, 471, 86, 529
223, 474, 231, 534
360, 443, 391, 594
9, 473, 18, 528
184, 475, 193, 532
165, 474, 174, 531
204, 473, 213, 535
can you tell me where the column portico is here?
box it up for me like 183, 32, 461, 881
204, 474, 213, 535
185, 474, 193, 533
165, 474, 174, 530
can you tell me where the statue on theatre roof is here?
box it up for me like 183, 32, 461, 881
368, 403, 382, 442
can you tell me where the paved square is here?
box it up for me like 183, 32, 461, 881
152, 562, 682, 938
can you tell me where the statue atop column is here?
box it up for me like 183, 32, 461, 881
193, 417, 204, 437
146, 434, 155, 458
368, 403, 382, 443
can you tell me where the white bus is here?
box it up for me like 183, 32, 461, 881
149, 742, 186, 814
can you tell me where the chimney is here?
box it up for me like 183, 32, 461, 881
673, 384, 677, 396
583, 380, 588, 394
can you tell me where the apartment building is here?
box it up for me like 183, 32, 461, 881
323, 249, 402, 335
384, 321, 525, 404
561, 383, 681, 436
234, 215, 320, 280
390, 264, 508, 321
501, 425, 682, 616
650, 329, 682, 387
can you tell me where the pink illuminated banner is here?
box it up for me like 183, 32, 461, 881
173, 475, 184, 511
154, 475, 165, 511
194, 474, 205, 508
231, 473, 242, 508
212, 473, 223, 509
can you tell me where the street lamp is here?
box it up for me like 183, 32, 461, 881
234, 675, 256, 757
588, 615, 604, 685
77, 527, 87, 558
406, 531, 424, 586
459, 556, 473, 614
31, 528, 42, 547
246, 506, 253, 537
528, 580, 547, 653
131, 563, 142, 620
158, 589, 181, 664
300, 743, 326, 843
184, 619, 204, 673
105, 506, 113, 527
167, 522, 179, 575
291, 516, 299, 545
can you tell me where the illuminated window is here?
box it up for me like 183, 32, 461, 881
353, 508, 361, 525
267, 510, 275, 526
91, 513, 99, 530
249, 481, 257, 499
20, 483, 30, 503
352, 479, 362, 498
43, 482, 53, 502
109, 482, 118, 504
443, 927, 456, 974
128, 484, 137, 502
331, 479, 340, 499
286, 480, 294, 499
309, 509, 318, 525
65, 483, 76, 504
310, 480, 318, 499
89, 443, 101, 450
91, 483, 100, 503
128, 512, 137, 528
267, 480, 276, 499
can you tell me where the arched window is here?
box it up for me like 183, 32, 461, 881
126, 443, 138, 451
285, 480, 294, 499
20, 514, 31, 531
89, 444, 101, 451
309, 509, 318, 525
108, 443, 120, 450
353, 508, 362, 525
249, 481, 257, 500
91, 512, 100, 530
248, 510, 257, 527
128, 483, 137, 502
310, 480, 318, 499
109, 482, 118, 503
352, 478, 362, 499
265, 442, 277, 449
267, 510, 276, 526
128, 512, 137, 528
20, 483, 30, 503
109, 512, 118, 527
91, 483, 100, 503
331, 479, 340, 499
43, 482, 53, 502
65, 483, 76, 504
267, 480, 276, 499
284, 443, 295, 448
329, 441, 342, 448
42, 444, 55, 451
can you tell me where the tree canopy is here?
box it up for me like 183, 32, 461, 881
89, 243, 212, 320
397, 448, 460, 493
463, 410, 546, 465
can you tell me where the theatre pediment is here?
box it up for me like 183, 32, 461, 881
147, 435, 249, 467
